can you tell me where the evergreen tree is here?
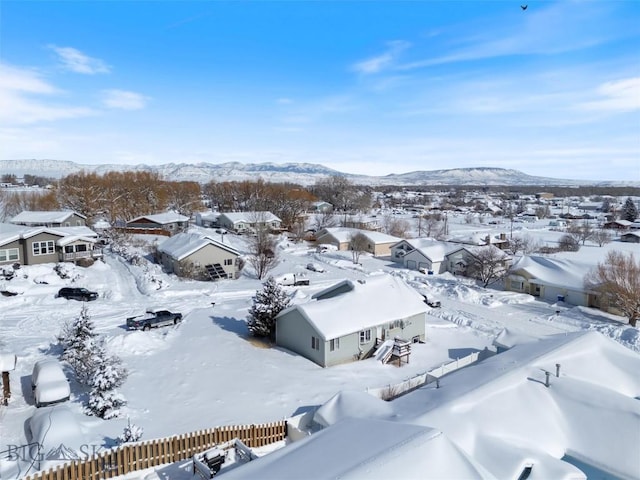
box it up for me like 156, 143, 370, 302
246, 276, 291, 339
621, 197, 638, 222
86, 342, 128, 419
59, 305, 98, 385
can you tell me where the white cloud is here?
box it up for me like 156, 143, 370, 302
277, 98, 293, 105
49, 45, 111, 74
578, 77, 640, 113
0, 63, 97, 125
101, 90, 149, 110
352, 40, 411, 75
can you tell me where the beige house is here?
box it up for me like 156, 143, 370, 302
217, 211, 282, 234
314, 228, 402, 257
157, 232, 242, 280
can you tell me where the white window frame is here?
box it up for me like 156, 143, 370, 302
359, 329, 371, 344
224, 258, 233, 266
311, 336, 320, 351
330, 338, 340, 351
32, 240, 55, 256
0, 248, 19, 262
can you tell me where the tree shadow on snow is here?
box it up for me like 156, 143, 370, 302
210, 315, 250, 338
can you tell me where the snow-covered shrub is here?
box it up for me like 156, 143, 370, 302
246, 276, 291, 339
54, 263, 71, 279
118, 418, 143, 444
86, 343, 128, 419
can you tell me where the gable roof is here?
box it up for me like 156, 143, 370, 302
509, 255, 591, 291
158, 232, 240, 260
219, 211, 281, 224
278, 274, 427, 340
398, 238, 463, 263
128, 212, 189, 225
10, 211, 85, 224
317, 227, 401, 245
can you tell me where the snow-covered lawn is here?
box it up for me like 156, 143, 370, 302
0, 229, 637, 479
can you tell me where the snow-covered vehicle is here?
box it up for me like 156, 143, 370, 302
421, 294, 441, 308
31, 359, 70, 408
126, 308, 183, 331
28, 405, 84, 469
275, 273, 310, 286
306, 262, 325, 273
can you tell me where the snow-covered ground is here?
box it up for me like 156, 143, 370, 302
0, 223, 638, 479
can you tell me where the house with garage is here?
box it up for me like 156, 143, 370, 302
390, 238, 463, 274
0, 223, 102, 267
445, 244, 512, 278
217, 211, 282, 234
10, 211, 87, 228
157, 231, 242, 280
275, 274, 427, 367
505, 255, 596, 307
126, 212, 189, 235
314, 227, 402, 257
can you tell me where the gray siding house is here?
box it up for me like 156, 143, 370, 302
158, 232, 242, 280
391, 238, 463, 274
10, 211, 87, 228
0, 224, 102, 266
276, 275, 427, 367
217, 212, 282, 234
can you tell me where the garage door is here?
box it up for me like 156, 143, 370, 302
406, 260, 416, 269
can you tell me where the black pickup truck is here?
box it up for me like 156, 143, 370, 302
126, 308, 183, 331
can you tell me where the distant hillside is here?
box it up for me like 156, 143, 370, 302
0, 159, 635, 187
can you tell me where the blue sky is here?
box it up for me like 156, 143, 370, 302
0, 1, 638, 181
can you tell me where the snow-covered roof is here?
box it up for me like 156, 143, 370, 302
462, 244, 511, 260
219, 211, 281, 224
391, 331, 640, 480
279, 274, 427, 340
56, 236, 97, 247
158, 232, 240, 260
510, 255, 592, 291
128, 212, 189, 225
449, 232, 506, 246
28, 404, 84, 453
222, 417, 494, 480
10, 210, 85, 224
399, 238, 463, 262
318, 227, 401, 245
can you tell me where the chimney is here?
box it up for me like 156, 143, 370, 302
545, 371, 551, 387
556, 363, 561, 378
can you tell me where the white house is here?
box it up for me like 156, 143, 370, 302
390, 238, 463, 274
275, 275, 427, 367
217, 212, 282, 234
10, 211, 87, 228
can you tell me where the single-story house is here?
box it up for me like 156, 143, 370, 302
0, 224, 102, 266
314, 228, 402, 257
505, 255, 596, 307
445, 245, 512, 278
448, 232, 509, 250
157, 232, 242, 280
126, 213, 190, 235
603, 220, 632, 230
217, 212, 282, 234
310, 201, 333, 213
194, 211, 220, 228
390, 238, 463, 274
275, 274, 427, 367
620, 231, 640, 243
10, 211, 87, 228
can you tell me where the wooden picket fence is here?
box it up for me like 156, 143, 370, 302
24, 421, 286, 480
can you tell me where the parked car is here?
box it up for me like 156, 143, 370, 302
28, 404, 84, 470
275, 273, 310, 286
31, 359, 70, 408
421, 294, 441, 308
306, 263, 325, 273
126, 308, 183, 331
57, 287, 98, 301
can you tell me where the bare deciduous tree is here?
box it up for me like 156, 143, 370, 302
466, 247, 510, 287
247, 224, 279, 280
585, 251, 640, 327
567, 221, 594, 245
591, 229, 612, 247
348, 232, 368, 265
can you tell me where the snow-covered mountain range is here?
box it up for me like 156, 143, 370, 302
0, 159, 634, 187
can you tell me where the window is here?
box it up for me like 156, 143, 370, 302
330, 338, 340, 351
511, 280, 524, 291
0, 248, 19, 262
224, 258, 233, 266
32, 241, 54, 256
311, 336, 320, 351
359, 329, 371, 344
